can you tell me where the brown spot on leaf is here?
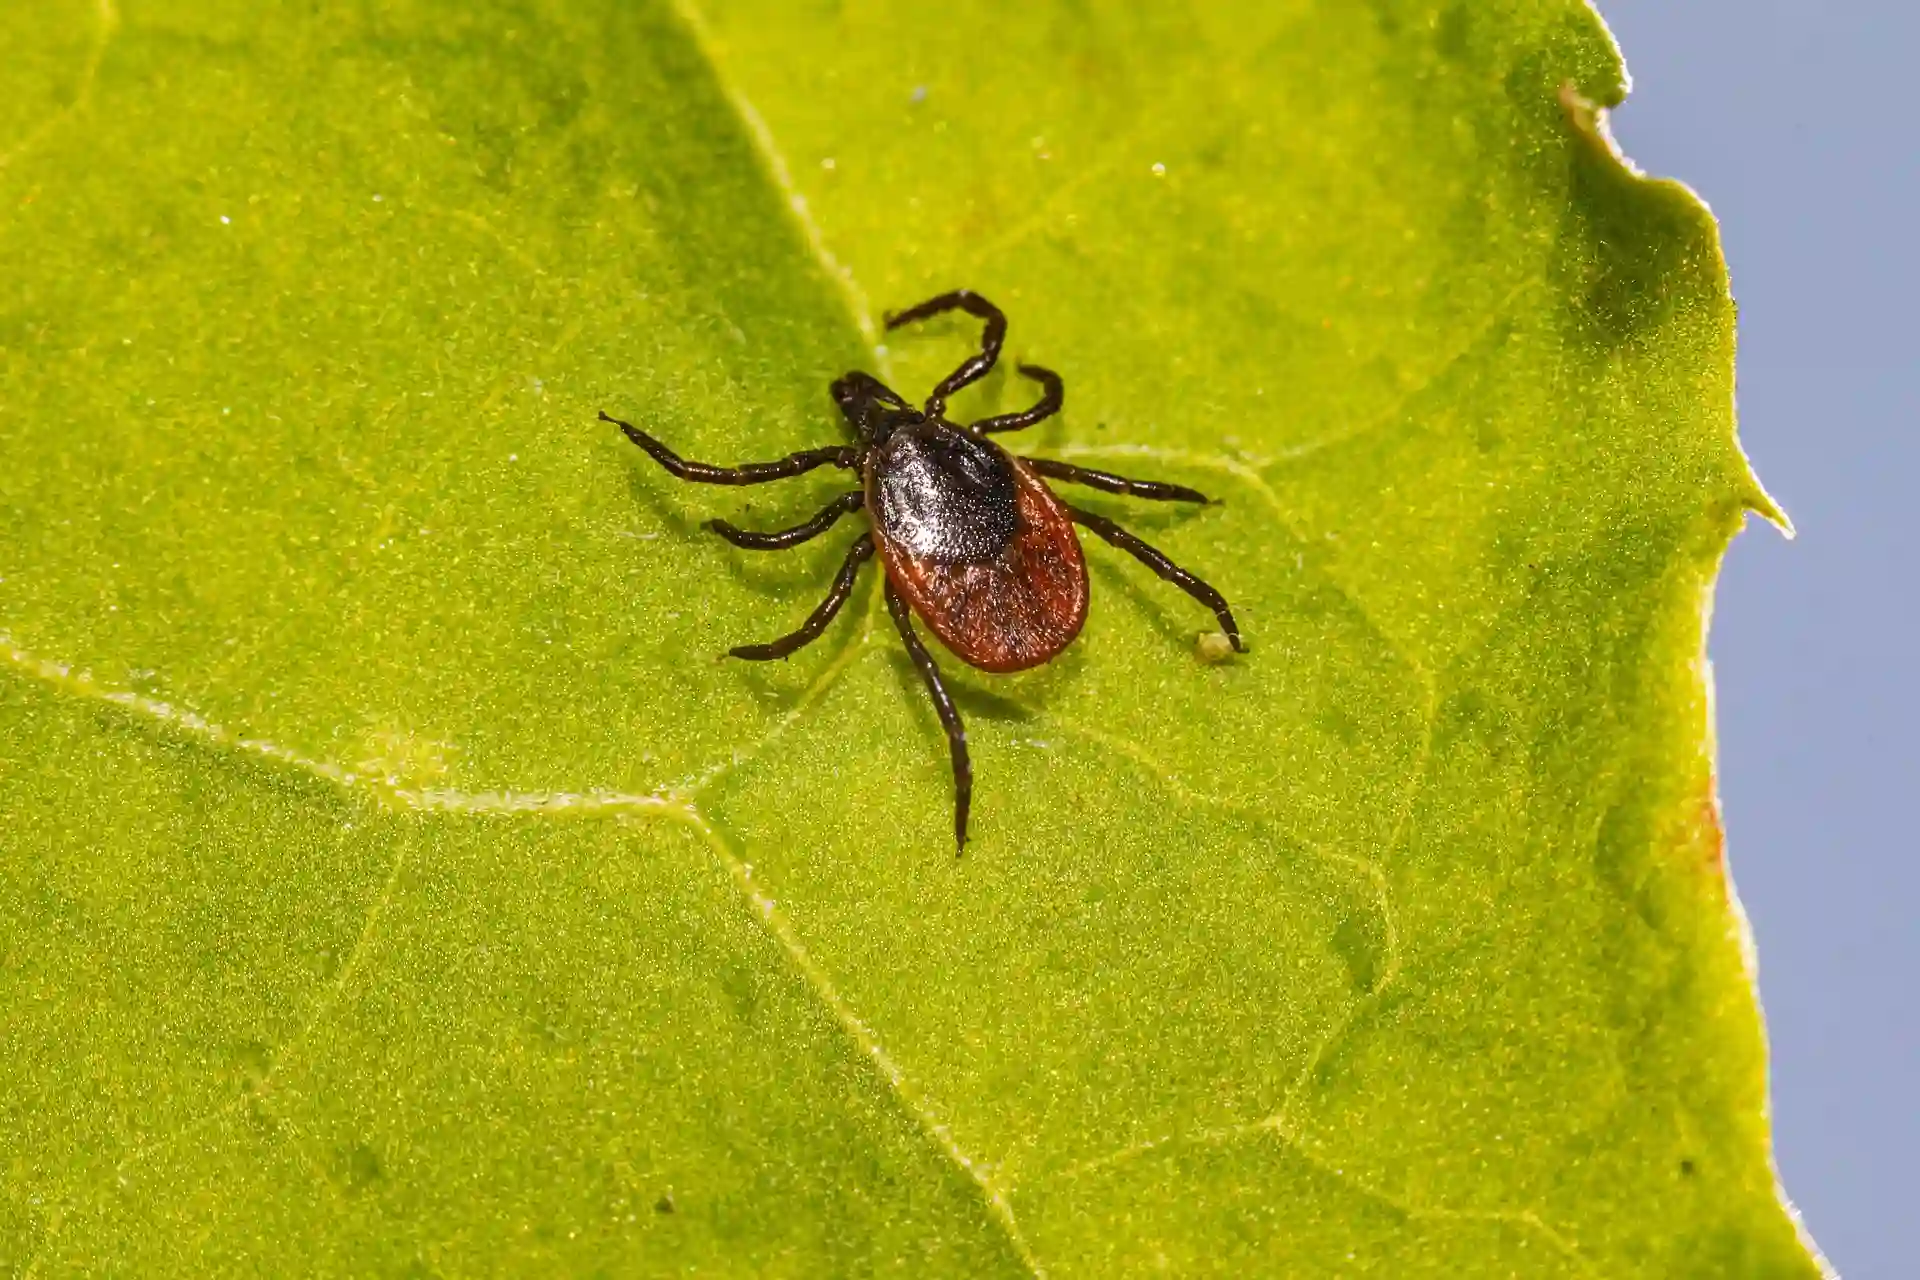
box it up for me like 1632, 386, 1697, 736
1692, 779, 1726, 871
340, 1142, 383, 1193
1669, 770, 1727, 875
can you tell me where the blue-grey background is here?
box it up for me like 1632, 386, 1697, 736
1599, 3, 1914, 1276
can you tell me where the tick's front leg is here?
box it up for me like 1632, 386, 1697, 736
603, 410, 853, 484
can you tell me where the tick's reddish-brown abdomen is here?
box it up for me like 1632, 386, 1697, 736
872, 458, 1088, 673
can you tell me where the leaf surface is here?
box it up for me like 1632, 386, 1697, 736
0, 0, 1820, 1274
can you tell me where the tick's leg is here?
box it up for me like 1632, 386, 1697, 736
728, 535, 874, 660
709, 491, 865, 550
1065, 504, 1246, 652
884, 580, 972, 854
1023, 457, 1212, 504
603, 411, 853, 484
973, 364, 1063, 435
830, 371, 911, 411
883, 289, 1007, 420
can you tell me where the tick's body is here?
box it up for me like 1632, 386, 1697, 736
868, 423, 1088, 673
603, 290, 1243, 851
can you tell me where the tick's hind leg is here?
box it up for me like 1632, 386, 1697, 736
973, 364, 1063, 435
1022, 457, 1211, 504
709, 491, 864, 550
1065, 504, 1246, 652
884, 581, 972, 854
603, 410, 853, 484
883, 289, 1007, 420
728, 535, 874, 660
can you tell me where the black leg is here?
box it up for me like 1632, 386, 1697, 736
831, 371, 910, 412
830, 372, 916, 444
1022, 457, 1212, 504
709, 491, 865, 550
883, 289, 1007, 420
604, 411, 853, 484
884, 580, 972, 854
1065, 504, 1246, 652
729, 536, 874, 660
972, 364, 1063, 435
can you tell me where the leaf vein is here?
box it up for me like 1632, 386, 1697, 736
1261, 274, 1547, 469
0, 629, 695, 819
1270, 696, 1432, 1129
680, 571, 878, 800
666, 0, 881, 350
1041, 708, 1402, 954
0, 0, 118, 176
20, 1097, 246, 1280
685, 812, 1047, 1277
1058, 1114, 1595, 1275
1039, 441, 1436, 737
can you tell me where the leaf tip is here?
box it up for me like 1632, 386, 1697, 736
1738, 474, 1794, 539
1556, 82, 1634, 175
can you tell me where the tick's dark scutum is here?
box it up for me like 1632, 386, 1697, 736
871, 422, 1019, 563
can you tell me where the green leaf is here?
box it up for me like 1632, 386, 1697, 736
0, 0, 1820, 1274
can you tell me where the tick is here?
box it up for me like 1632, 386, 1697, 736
602, 289, 1245, 852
